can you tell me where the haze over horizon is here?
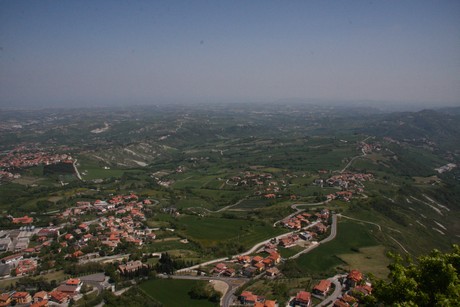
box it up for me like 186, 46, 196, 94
1, 1, 459, 108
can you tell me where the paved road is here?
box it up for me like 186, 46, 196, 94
176, 257, 229, 273
289, 214, 337, 259
79, 253, 130, 264
319, 274, 346, 306
187, 197, 249, 214
319, 214, 338, 244
73, 159, 83, 180
339, 136, 371, 173
273, 201, 329, 227
175, 214, 338, 306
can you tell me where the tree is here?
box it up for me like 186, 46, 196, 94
188, 282, 221, 303
156, 252, 175, 275
371, 245, 460, 306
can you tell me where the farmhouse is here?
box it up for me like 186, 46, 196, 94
0, 293, 11, 306
239, 291, 259, 305
12, 292, 32, 304
12, 216, 33, 225
293, 291, 312, 307
265, 267, 280, 277
118, 260, 148, 275
33, 291, 49, 302
346, 270, 363, 288
313, 279, 332, 296
313, 222, 327, 234
213, 262, 227, 273
48, 291, 68, 304
278, 234, 299, 248
56, 278, 82, 296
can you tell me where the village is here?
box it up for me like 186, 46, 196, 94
0, 192, 158, 306
0, 155, 380, 307
0, 180, 379, 307
0, 146, 74, 181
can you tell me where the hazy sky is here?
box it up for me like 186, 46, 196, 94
1, 1, 459, 107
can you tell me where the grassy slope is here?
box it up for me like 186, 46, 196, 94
176, 215, 286, 248
295, 221, 380, 275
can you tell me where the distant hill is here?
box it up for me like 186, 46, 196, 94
360, 109, 460, 150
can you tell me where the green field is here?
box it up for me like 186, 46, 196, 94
77, 157, 140, 180
232, 199, 272, 209
176, 215, 286, 248
294, 221, 380, 275
140, 279, 218, 307
338, 246, 390, 279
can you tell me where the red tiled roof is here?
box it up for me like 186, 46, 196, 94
12, 292, 30, 298
240, 291, 258, 302
30, 299, 48, 307
295, 291, 311, 303
33, 291, 48, 300
333, 299, 349, 307
253, 256, 263, 262
0, 293, 10, 302
314, 279, 331, 293
348, 269, 363, 282
255, 262, 265, 269
49, 291, 68, 303
66, 278, 81, 286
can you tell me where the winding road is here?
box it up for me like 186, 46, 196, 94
289, 214, 337, 259
273, 201, 329, 227
339, 136, 372, 173
318, 274, 346, 307
174, 213, 338, 307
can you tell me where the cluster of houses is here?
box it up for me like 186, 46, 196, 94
237, 269, 372, 307
208, 250, 282, 279
0, 171, 20, 181
0, 277, 86, 306
333, 270, 373, 307
0, 146, 73, 173
59, 193, 149, 218
227, 172, 293, 198
237, 280, 326, 307
316, 172, 373, 202
0, 193, 155, 279
0, 144, 76, 181
358, 141, 381, 155
281, 209, 330, 232
59, 195, 155, 256
238, 250, 282, 278
239, 291, 276, 307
